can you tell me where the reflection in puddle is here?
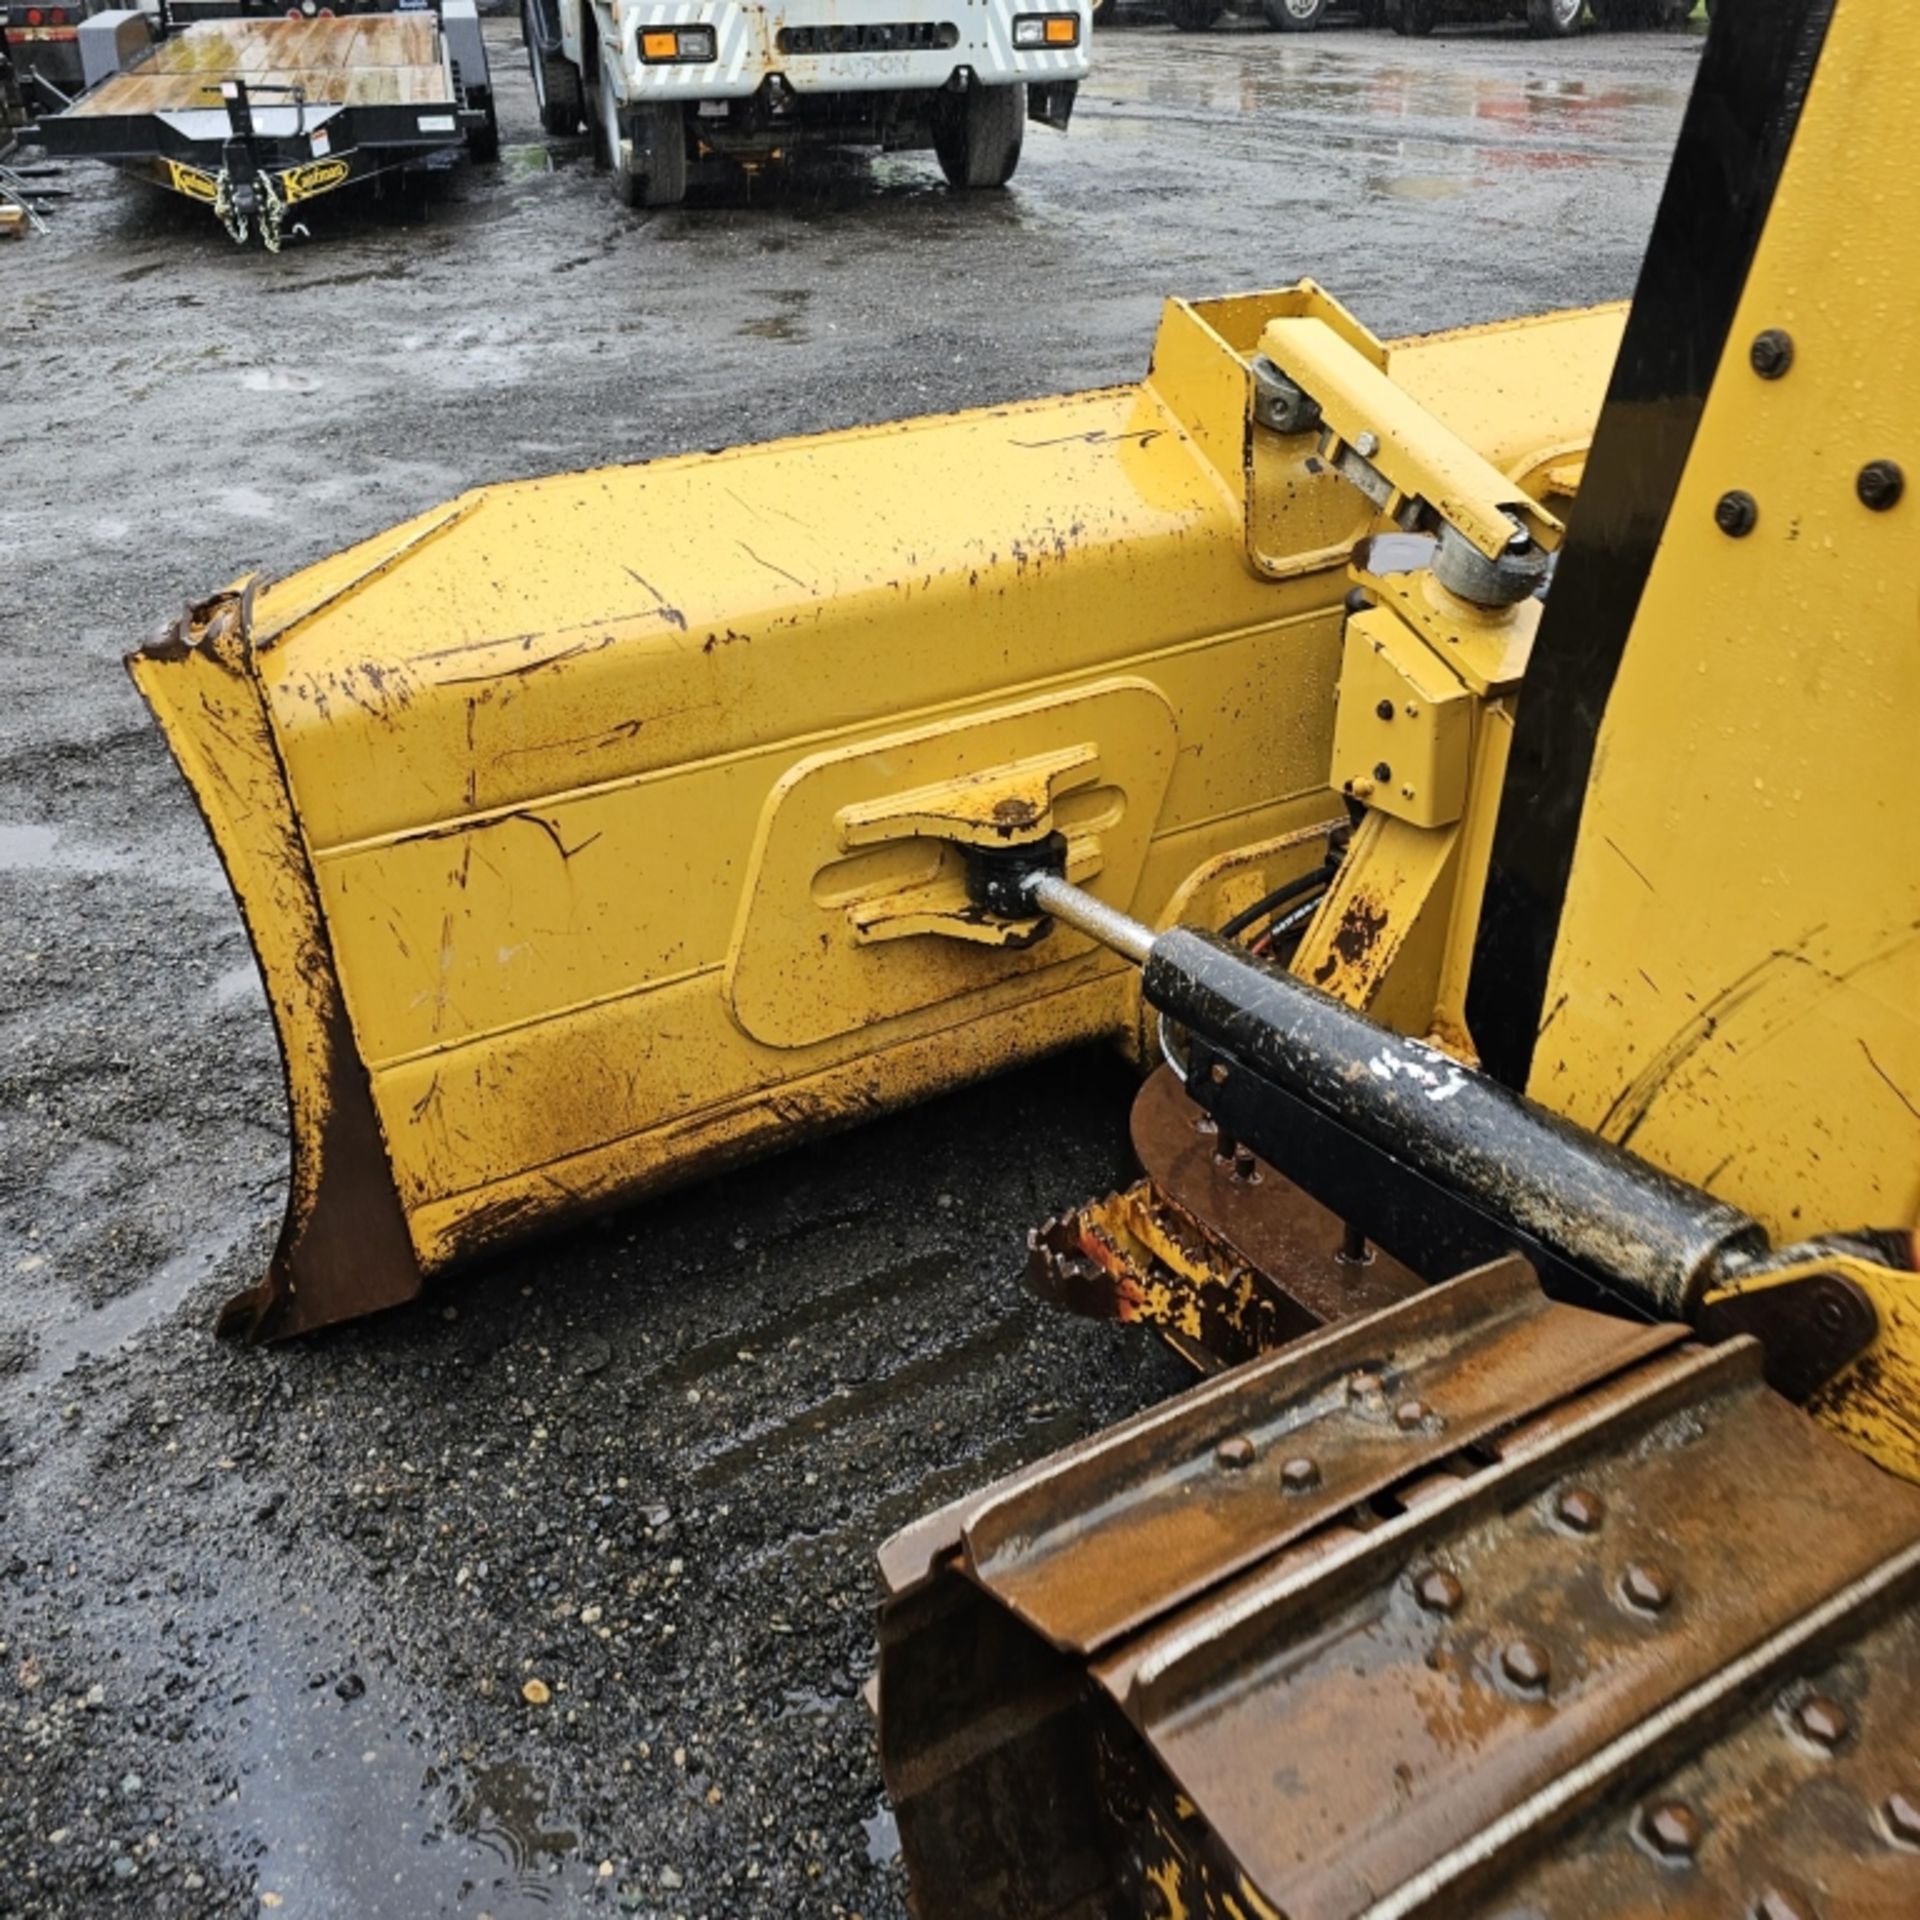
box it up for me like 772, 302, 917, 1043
0, 822, 222, 889
1375, 174, 1468, 201
224, 1623, 595, 1917
446, 1762, 581, 1875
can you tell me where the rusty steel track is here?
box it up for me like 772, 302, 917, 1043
877, 1260, 1920, 1919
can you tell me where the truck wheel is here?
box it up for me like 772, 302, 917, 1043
1165, 0, 1223, 28
932, 83, 1024, 190
524, 0, 585, 135
1261, 0, 1327, 26
1385, 0, 1436, 32
1526, 0, 1585, 32
599, 59, 687, 207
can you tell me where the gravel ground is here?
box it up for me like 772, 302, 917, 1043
0, 14, 1702, 1917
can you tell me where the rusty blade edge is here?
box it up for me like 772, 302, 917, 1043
1125, 1337, 1768, 1720
1362, 1534, 1920, 1920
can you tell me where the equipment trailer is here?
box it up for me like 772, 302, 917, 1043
31, 0, 495, 247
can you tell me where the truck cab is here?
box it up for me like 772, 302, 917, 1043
522, 0, 1089, 205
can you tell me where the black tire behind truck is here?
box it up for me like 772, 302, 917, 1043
1384, 0, 1695, 29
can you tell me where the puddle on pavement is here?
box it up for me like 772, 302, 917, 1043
240, 367, 322, 394
0, 822, 120, 877
1375, 173, 1469, 201
225, 1622, 596, 1917
863, 1802, 901, 1866
502, 143, 556, 176
0, 821, 223, 889
210, 960, 267, 1010
15, 1213, 259, 1395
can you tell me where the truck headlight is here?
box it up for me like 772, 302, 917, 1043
1012, 12, 1079, 45
640, 24, 717, 61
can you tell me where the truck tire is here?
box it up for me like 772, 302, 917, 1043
932, 83, 1024, 190
1385, 0, 1436, 32
524, 0, 585, 136
599, 58, 687, 207
1166, 0, 1223, 28
1526, 0, 1585, 32
1261, 0, 1327, 26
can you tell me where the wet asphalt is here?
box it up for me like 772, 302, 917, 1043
1, 12, 1703, 1917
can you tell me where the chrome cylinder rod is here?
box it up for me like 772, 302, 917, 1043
1024, 872, 1156, 966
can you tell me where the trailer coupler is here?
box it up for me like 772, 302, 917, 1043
210, 79, 309, 250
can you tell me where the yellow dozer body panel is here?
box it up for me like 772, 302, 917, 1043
132, 288, 1624, 1337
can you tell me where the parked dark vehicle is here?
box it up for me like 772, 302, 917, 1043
1385, 0, 1695, 34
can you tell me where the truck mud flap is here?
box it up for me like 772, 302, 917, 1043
1028, 80, 1076, 130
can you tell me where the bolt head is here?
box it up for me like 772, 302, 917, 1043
1640, 1799, 1701, 1861
1555, 1486, 1604, 1533
1214, 1434, 1256, 1471
1793, 1694, 1849, 1750
1394, 1398, 1433, 1431
1413, 1567, 1463, 1615
1500, 1637, 1550, 1693
1753, 1886, 1816, 1920
1883, 1790, 1920, 1847
1230, 1143, 1258, 1180
1279, 1455, 1321, 1493
1354, 430, 1380, 458
1621, 1563, 1673, 1614
1209, 1061, 1229, 1087
1375, 697, 1396, 721
1857, 459, 1905, 512
1347, 1370, 1383, 1403
1714, 488, 1759, 538
1749, 327, 1794, 379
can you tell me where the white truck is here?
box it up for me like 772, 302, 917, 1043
520, 0, 1089, 206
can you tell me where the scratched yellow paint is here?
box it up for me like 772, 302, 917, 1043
133, 290, 1623, 1319
1532, 6, 1920, 1242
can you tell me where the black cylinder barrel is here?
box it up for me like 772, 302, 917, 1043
1142, 926, 1766, 1315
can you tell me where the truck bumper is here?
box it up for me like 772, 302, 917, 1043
613, 0, 1092, 102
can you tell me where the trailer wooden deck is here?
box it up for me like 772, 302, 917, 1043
68, 16, 447, 115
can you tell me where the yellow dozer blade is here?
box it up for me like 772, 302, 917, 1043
131, 284, 1622, 1339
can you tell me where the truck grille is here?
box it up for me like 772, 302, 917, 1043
776, 21, 959, 52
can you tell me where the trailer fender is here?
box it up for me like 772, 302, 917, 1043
77, 7, 150, 88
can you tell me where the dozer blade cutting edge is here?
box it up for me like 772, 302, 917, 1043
130, 284, 1623, 1340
